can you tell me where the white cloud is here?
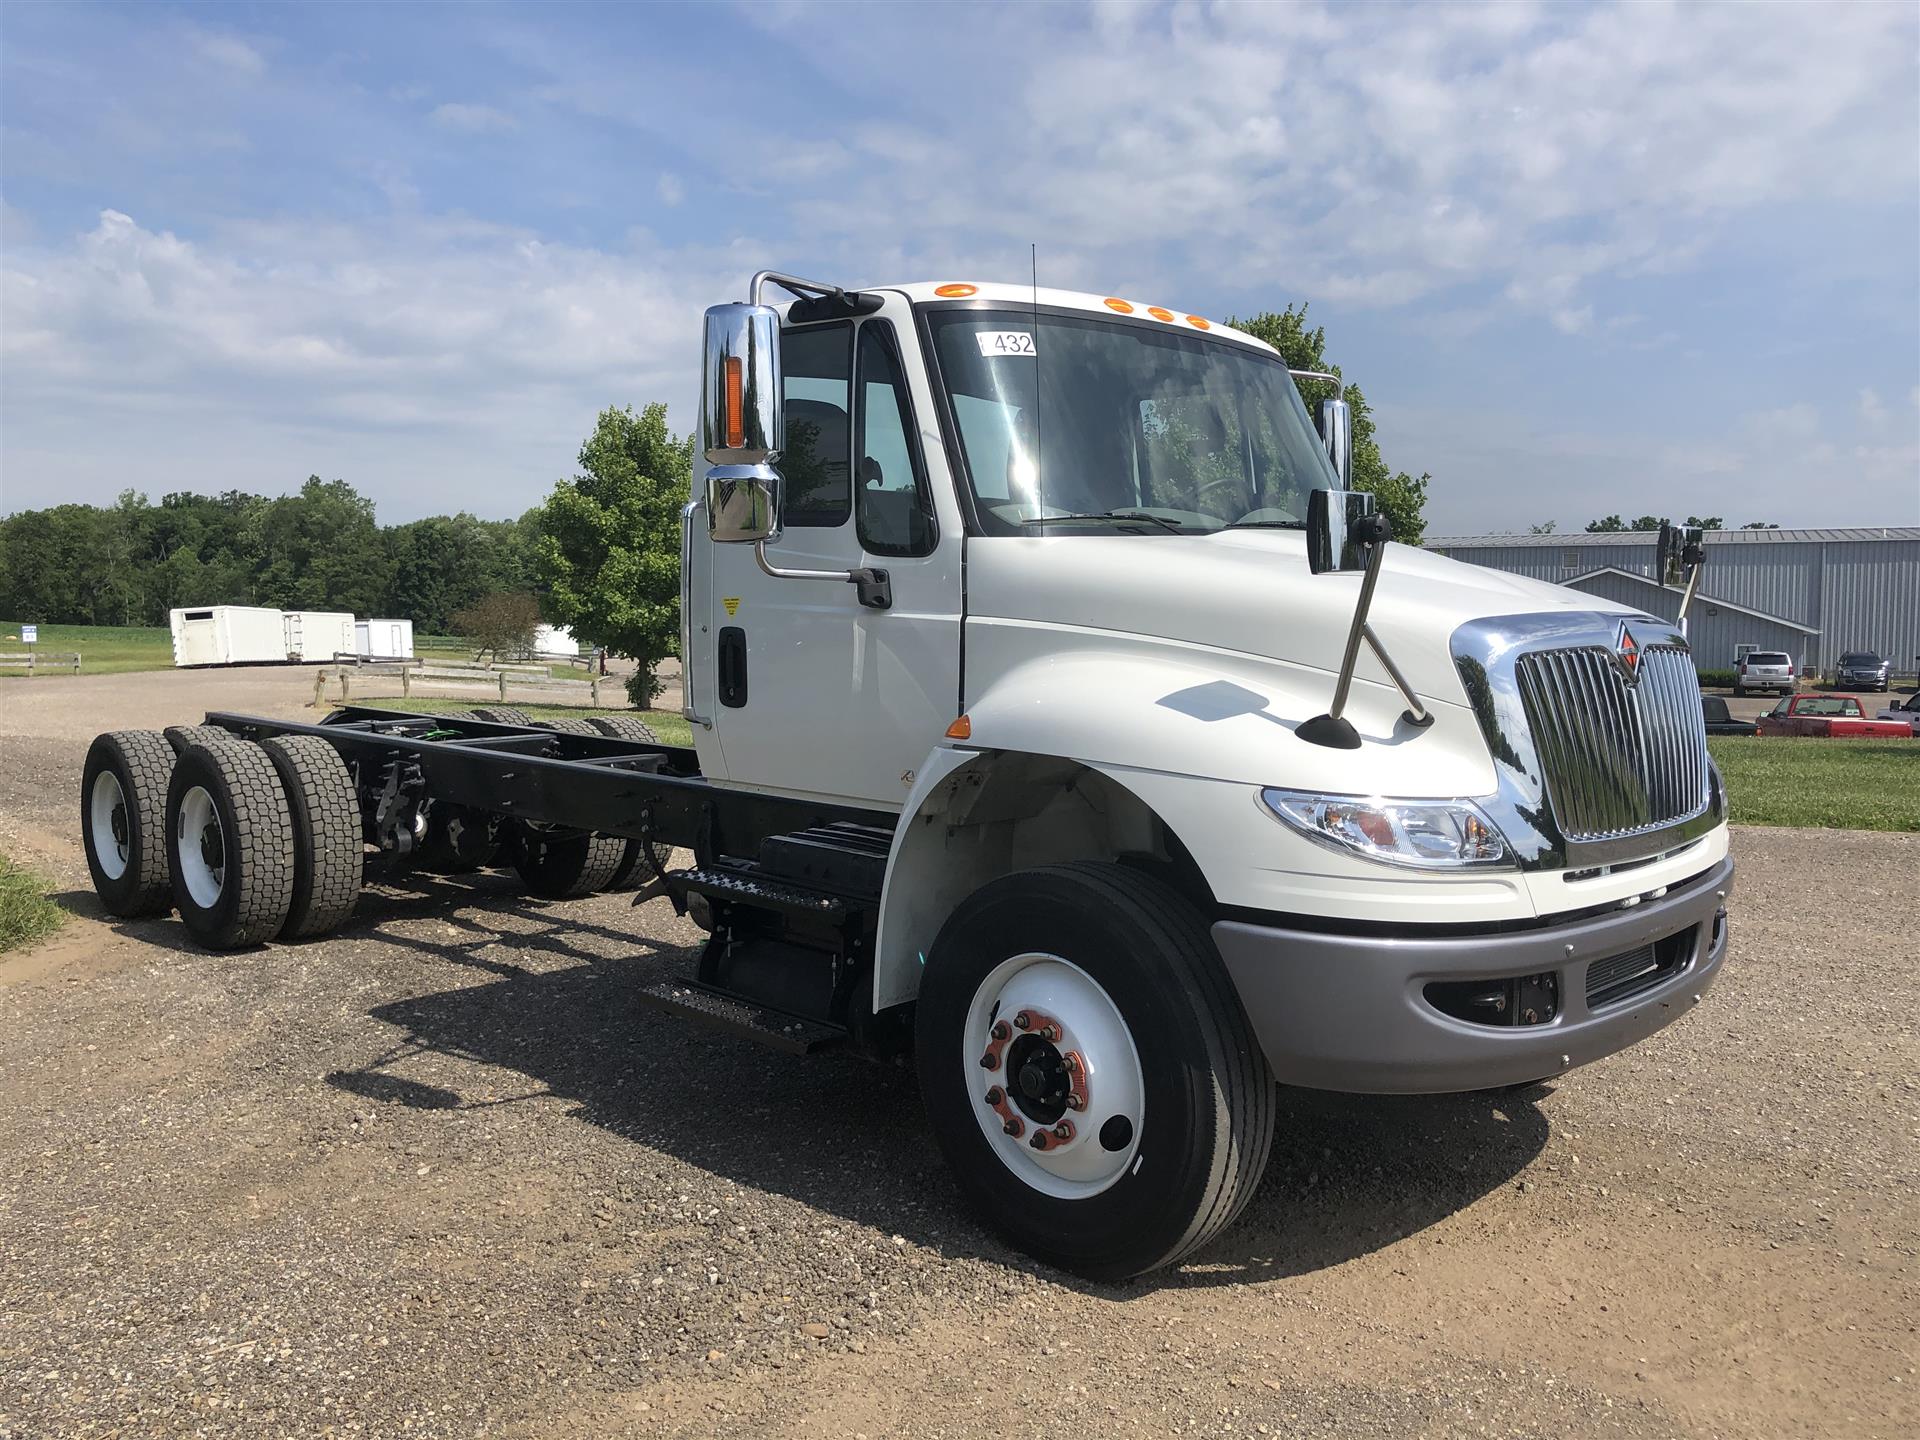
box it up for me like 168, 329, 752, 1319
657, 172, 685, 207
1859, 388, 1887, 427
428, 102, 518, 135
187, 28, 264, 76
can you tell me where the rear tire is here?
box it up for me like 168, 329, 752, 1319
508, 825, 626, 898
163, 724, 244, 754
81, 731, 176, 917
470, 706, 534, 726
915, 861, 1274, 1279
258, 736, 363, 939
165, 741, 296, 949
540, 717, 601, 735
586, 716, 661, 743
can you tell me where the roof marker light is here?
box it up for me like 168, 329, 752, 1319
1186, 315, 1211, 330
935, 283, 978, 298
1103, 298, 1135, 314
1147, 306, 1175, 322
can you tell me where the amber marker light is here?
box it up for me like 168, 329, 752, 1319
723, 356, 745, 448
1103, 298, 1135, 313
934, 283, 978, 297
1147, 306, 1175, 322
1186, 315, 1211, 330
945, 715, 972, 740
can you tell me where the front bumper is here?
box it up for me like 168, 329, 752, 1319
1212, 855, 1733, 1094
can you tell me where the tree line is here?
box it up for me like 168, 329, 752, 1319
0, 480, 540, 633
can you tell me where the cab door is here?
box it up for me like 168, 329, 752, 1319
704, 295, 962, 809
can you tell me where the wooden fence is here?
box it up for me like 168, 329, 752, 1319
312, 661, 611, 707
0, 651, 81, 674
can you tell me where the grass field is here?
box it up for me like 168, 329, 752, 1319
0, 854, 66, 954
1708, 736, 1919, 831
367, 696, 694, 747
0, 621, 172, 675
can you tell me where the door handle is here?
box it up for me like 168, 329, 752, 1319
717, 626, 748, 708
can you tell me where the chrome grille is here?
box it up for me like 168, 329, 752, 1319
1514, 645, 1709, 842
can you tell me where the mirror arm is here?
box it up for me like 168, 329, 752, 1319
1362, 623, 1433, 729
1299, 512, 1427, 749
753, 542, 892, 610
750, 270, 847, 306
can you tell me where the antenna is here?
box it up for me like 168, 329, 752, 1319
1031, 243, 1042, 513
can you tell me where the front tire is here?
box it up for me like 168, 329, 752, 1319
915, 862, 1274, 1279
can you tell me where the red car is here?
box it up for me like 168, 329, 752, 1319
1755, 694, 1915, 738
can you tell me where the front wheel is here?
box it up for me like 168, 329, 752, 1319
915, 862, 1274, 1279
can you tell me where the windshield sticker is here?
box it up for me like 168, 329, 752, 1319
975, 331, 1037, 358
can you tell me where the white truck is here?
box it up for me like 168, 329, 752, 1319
81, 272, 1733, 1278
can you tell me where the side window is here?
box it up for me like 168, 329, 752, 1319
855, 324, 934, 556
779, 323, 852, 527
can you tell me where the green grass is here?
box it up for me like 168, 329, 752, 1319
0, 854, 66, 954
0, 621, 173, 676
364, 696, 695, 747
1709, 736, 1920, 832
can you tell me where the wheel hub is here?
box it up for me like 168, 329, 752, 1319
966, 955, 1145, 1199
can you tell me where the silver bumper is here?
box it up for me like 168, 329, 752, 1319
1212, 856, 1733, 1094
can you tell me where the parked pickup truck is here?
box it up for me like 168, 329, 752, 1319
1876, 694, 1920, 734
78, 271, 1736, 1278
1701, 695, 1757, 737
1756, 695, 1915, 738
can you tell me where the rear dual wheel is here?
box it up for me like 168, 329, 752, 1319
916, 862, 1275, 1280
166, 741, 297, 949
82, 731, 177, 917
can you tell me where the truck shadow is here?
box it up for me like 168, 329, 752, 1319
322, 922, 1550, 1296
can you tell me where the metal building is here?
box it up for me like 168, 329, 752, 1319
1427, 527, 1920, 678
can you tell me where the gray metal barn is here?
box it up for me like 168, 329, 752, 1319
1427, 527, 1920, 677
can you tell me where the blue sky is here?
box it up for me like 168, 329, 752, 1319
3, 0, 1916, 534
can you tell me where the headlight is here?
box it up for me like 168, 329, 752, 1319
1260, 789, 1511, 869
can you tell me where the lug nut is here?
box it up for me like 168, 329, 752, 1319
1013, 1011, 1032, 1031
1029, 1132, 1048, 1150
990, 1020, 1010, 1041
1062, 1053, 1080, 1073
1065, 1094, 1085, 1111
984, 1086, 1004, 1106
979, 1051, 999, 1070
1052, 1123, 1072, 1140
1003, 1117, 1024, 1138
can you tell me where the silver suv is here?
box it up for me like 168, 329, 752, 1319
1735, 651, 1795, 696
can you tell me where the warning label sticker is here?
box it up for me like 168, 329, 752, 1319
721, 597, 741, 617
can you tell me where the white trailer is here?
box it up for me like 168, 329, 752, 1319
282, 611, 357, 663
533, 623, 579, 657
169, 606, 290, 667
355, 619, 415, 660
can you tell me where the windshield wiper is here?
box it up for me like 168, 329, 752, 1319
1226, 519, 1305, 529
1021, 510, 1188, 534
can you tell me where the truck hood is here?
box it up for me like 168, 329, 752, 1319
967, 527, 1635, 707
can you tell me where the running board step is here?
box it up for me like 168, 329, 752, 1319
636, 977, 846, 1055
674, 866, 856, 922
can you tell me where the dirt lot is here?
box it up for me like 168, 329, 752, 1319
1, 672, 1915, 1438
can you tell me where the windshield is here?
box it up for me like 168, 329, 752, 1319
1840, 652, 1881, 665
925, 306, 1336, 535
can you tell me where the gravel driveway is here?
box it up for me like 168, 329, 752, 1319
2, 673, 1914, 1438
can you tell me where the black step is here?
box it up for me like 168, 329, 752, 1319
758, 822, 891, 898
675, 865, 854, 921
636, 977, 845, 1055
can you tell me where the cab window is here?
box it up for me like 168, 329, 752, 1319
854, 323, 934, 556
778, 323, 852, 527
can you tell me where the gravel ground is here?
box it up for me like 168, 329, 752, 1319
1, 673, 1914, 1438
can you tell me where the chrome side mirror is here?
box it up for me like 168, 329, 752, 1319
1307, 488, 1385, 574
701, 303, 783, 467
1318, 397, 1353, 487
707, 466, 781, 545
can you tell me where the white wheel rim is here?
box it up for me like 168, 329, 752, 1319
175, 784, 226, 909
964, 953, 1145, 1200
89, 770, 131, 880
